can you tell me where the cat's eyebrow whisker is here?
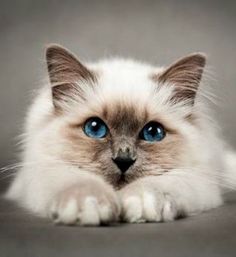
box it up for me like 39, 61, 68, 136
0, 172, 16, 181
0, 165, 18, 181
0, 163, 25, 172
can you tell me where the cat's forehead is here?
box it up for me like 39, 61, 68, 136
89, 59, 164, 107
97, 59, 162, 84
102, 102, 148, 134
68, 59, 187, 130
78, 60, 178, 128
86, 90, 168, 135
92, 60, 158, 126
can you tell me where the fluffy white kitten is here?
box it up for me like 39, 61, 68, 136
6, 45, 236, 225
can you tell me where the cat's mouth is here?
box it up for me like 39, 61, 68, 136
112, 173, 135, 189
104, 172, 129, 189
117, 174, 127, 185
103, 167, 142, 189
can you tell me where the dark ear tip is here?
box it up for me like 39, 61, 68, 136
188, 52, 207, 67
45, 44, 68, 60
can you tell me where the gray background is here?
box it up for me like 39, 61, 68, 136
1, 0, 236, 167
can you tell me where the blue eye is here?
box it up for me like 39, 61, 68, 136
84, 117, 108, 139
140, 121, 166, 142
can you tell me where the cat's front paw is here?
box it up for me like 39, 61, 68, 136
119, 184, 179, 223
49, 179, 120, 226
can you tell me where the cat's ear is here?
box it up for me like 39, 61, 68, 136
46, 44, 96, 110
155, 53, 206, 105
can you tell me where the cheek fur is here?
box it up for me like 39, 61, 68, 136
59, 125, 111, 169
61, 125, 124, 185
138, 132, 185, 173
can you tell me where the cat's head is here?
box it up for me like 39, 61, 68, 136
45, 45, 206, 188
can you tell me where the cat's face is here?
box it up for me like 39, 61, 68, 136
45, 45, 206, 188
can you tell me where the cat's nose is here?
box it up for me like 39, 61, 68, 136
113, 156, 136, 173
112, 149, 136, 173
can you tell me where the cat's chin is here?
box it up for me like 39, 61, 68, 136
116, 174, 128, 189
107, 173, 135, 190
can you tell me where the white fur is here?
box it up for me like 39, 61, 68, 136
53, 198, 78, 224
6, 57, 236, 225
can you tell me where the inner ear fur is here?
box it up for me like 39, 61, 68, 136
46, 44, 96, 110
154, 53, 206, 104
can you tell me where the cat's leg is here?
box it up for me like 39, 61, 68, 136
119, 172, 223, 223
6, 165, 120, 226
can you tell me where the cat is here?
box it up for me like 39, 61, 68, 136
5, 44, 236, 225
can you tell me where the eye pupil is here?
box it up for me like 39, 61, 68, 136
140, 121, 165, 142
148, 126, 156, 136
84, 117, 108, 139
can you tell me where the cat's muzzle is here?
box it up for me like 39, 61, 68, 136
112, 148, 136, 173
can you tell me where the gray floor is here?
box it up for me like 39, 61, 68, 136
0, 193, 236, 257
0, 1, 236, 256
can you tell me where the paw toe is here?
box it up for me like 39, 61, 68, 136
143, 192, 161, 222
122, 196, 142, 223
80, 197, 100, 226
162, 199, 177, 222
